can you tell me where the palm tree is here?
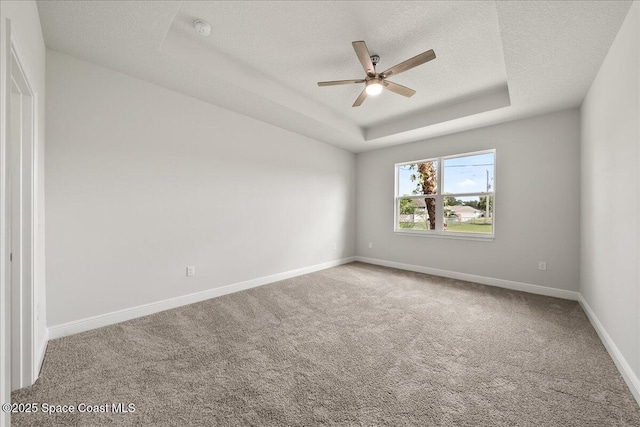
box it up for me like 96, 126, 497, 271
409, 162, 437, 230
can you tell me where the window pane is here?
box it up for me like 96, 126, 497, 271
444, 195, 493, 234
398, 161, 438, 196
443, 152, 494, 195
398, 198, 436, 230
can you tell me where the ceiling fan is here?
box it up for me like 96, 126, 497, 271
318, 41, 436, 107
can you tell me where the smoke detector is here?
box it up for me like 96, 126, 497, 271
194, 20, 211, 37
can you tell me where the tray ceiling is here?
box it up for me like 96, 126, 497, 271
37, 1, 632, 152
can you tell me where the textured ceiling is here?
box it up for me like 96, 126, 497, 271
36, 1, 633, 152
172, 1, 508, 128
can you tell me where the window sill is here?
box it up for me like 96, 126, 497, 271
394, 229, 494, 241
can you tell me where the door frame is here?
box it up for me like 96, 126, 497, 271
1, 18, 38, 398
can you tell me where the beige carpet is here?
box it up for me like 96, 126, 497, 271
11, 262, 640, 426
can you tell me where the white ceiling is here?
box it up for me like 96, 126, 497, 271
36, 1, 632, 152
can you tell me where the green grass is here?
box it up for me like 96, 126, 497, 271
399, 220, 492, 234
446, 222, 492, 233
399, 222, 430, 230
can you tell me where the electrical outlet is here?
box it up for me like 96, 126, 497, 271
186, 266, 196, 277
368, 242, 373, 249
333, 243, 337, 250
538, 261, 547, 271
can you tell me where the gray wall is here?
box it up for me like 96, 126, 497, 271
45, 50, 356, 327
356, 109, 581, 291
581, 2, 639, 379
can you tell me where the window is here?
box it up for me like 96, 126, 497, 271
395, 150, 495, 238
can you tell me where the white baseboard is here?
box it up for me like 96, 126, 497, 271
578, 294, 640, 406
48, 257, 355, 340
354, 256, 579, 301
38, 255, 640, 408
35, 328, 48, 378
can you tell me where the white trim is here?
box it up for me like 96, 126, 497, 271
35, 328, 47, 377
1, 17, 12, 427
6, 33, 38, 391
578, 294, 640, 406
48, 257, 356, 339
354, 256, 579, 300
394, 229, 495, 241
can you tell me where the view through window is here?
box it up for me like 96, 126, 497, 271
395, 150, 495, 237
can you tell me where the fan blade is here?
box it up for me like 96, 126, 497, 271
352, 88, 368, 107
381, 49, 436, 78
383, 80, 416, 98
352, 41, 376, 76
317, 79, 365, 87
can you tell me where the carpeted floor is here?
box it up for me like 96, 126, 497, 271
11, 262, 640, 426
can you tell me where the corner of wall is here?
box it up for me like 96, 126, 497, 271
578, 0, 640, 406
579, 295, 640, 405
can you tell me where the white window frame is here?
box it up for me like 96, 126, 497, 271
394, 149, 496, 240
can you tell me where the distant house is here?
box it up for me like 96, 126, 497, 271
400, 199, 482, 223
446, 205, 481, 222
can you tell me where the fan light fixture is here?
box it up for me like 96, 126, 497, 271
318, 41, 436, 107
365, 79, 383, 96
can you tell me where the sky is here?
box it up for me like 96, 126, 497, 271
398, 152, 495, 197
